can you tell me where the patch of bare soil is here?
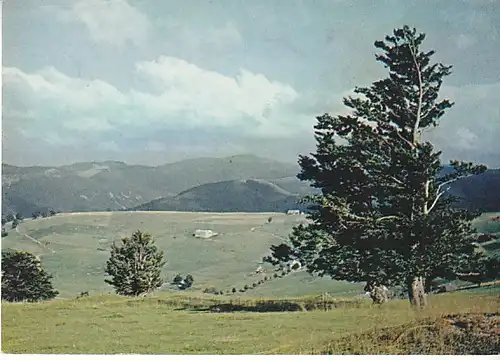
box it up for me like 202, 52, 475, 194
323, 312, 499, 355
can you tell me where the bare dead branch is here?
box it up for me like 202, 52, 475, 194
427, 173, 474, 214
426, 189, 447, 214
389, 176, 404, 185
346, 214, 400, 222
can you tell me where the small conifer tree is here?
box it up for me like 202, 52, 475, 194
1, 250, 59, 302
105, 230, 165, 296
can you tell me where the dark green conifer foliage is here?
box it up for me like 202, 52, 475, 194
105, 230, 166, 296
1, 250, 59, 302
265, 26, 487, 308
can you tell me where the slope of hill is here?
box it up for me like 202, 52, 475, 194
2, 155, 299, 217
448, 169, 500, 212
271, 176, 315, 195
131, 179, 308, 213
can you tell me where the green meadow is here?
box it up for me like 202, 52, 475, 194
2, 211, 364, 298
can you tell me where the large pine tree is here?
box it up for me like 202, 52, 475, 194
266, 26, 487, 308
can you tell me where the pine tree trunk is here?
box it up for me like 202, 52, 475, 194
408, 276, 427, 309
365, 282, 390, 304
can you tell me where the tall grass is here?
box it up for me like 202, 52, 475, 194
2, 291, 498, 354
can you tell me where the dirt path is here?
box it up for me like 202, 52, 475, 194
254, 228, 289, 242
16, 225, 56, 254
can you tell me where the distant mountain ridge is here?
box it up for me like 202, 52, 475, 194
2, 155, 499, 216
2, 155, 301, 217
448, 169, 500, 212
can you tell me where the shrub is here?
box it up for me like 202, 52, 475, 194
1, 250, 59, 302
203, 287, 218, 294
171, 274, 183, 285
176, 274, 194, 290
184, 274, 194, 288
232, 287, 237, 293
76, 291, 89, 299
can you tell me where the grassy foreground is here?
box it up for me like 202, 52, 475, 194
2, 291, 499, 354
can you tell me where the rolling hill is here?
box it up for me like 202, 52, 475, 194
130, 179, 308, 213
448, 169, 500, 212
131, 168, 500, 214
2, 155, 301, 217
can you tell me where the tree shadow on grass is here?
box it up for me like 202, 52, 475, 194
167, 298, 363, 313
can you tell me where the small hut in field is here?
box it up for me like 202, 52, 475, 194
193, 229, 218, 239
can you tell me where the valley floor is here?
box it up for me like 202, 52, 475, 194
2, 290, 499, 355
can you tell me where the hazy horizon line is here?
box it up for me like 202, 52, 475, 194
1, 153, 301, 168
3, 154, 498, 170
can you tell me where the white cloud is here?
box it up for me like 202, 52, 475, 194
133, 56, 299, 132
4, 61, 499, 167
5, 66, 126, 109
71, 0, 151, 47
3, 66, 125, 136
2, 58, 307, 143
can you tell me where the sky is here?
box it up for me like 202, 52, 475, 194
2, 0, 500, 167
